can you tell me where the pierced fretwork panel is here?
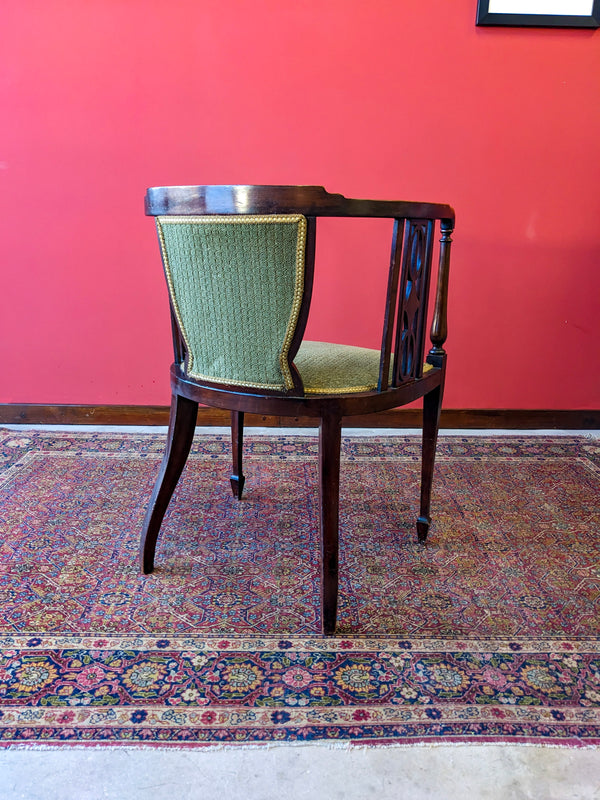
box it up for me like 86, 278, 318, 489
392, 219, 434, 385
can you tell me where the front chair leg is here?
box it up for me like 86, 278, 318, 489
140, 393, 198, 574
230, 410, 245, 499
319, 412, 342, 636
417, 383, 443, 544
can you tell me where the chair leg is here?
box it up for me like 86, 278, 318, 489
417, 383, 443, 544
140, 393, 198, 574
230, 410, 245, 499
319, 412, 342, 636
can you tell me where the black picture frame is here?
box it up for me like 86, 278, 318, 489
476, 0, 600, 27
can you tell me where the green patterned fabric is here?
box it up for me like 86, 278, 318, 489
295, 341, 383, 394
295, 341, 433, 394
156, 215, 306, 390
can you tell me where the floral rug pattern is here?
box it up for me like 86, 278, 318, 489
0, 430, 599, 746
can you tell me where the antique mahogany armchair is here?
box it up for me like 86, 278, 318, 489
141, 185, 454, 635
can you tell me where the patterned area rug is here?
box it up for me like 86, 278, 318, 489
0, 429, 599, 747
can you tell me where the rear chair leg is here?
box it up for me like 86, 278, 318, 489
230, 410, 245, 499
140, 393, 198, 573
417, 384, 443, 544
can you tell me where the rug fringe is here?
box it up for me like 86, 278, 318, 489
2, 739, 599, 752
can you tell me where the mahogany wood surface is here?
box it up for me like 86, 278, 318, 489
230, 410, 245, 500
145, 185, 454, 223
140, 393, 198, 575
418, 381, 445, 543
319, 411, 342, 635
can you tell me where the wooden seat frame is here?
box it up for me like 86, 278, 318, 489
141, 185, 455, 636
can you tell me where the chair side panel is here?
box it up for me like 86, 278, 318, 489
156, 215, 307, 391
392, 219, 435, 384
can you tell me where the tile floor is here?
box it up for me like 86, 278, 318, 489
1, 426, 598, 799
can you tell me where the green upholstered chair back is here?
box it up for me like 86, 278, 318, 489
156, 214, 307, 392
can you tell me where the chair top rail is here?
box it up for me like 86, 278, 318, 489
145, 185, 454, 223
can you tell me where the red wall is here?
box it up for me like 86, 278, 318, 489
1, 0, 599, 409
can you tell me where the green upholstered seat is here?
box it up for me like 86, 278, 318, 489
295, 341, 382, 394
295, 341, 432, 394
